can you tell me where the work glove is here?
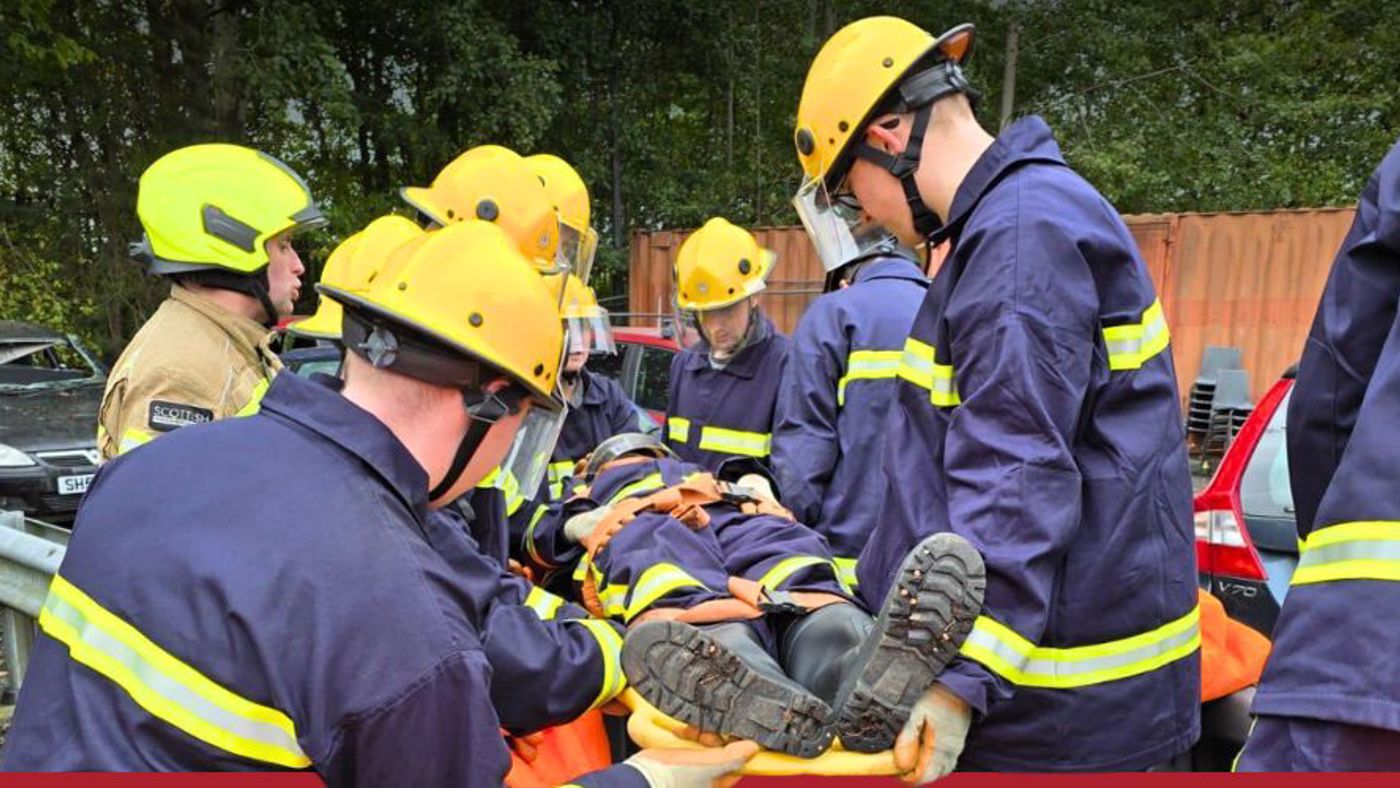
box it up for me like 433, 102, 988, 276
564, 506, 609, 544
735, 473, 776, 503
624, 740, 761, 788
893, 683, 972, 785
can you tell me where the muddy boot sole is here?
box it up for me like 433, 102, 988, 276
834, 532, 986, 753
622, 620, 837, 758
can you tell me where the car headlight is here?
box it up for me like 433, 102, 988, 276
0, 444, 36, 468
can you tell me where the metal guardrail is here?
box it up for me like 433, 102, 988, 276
0, 510, 67, 699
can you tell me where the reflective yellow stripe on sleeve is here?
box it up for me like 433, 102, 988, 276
833, 557, 859, 589
234, 378, 271, 418
547, 460, 577, 500
568, 618, 627, 710
897, 337, 960, 408
697, 426, 771, 458
667, 417, 691, 443
607, 472, 667, 505
1103, 300, 1171, 371
476, 467, 526, 514
523, 504, 553, 568
837, 350, 903, 407
524, 586, 566, 621
624, 563, 708, 623
756, 556, 837, 591
38, 574, 310, 768
118, 428, 155, 455
1292, 521, 1400, 585
958, 605, 1200, 689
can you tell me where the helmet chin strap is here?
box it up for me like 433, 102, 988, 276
428, 417, 494, 503
428, 388, 513, 503
179, 268, 282, 328
849, 60, 975, 243
853, 103, 943, 240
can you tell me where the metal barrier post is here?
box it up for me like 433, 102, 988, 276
0, 511, 66, 703
2, 608, 33, 700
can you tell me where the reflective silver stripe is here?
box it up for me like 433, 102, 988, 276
567, 618, 626, 709
837, 350, 903, 406
1103, 300, 1171, 371
40, 581, 309, 767
625, 564, 707, 621
667, 417, 691, 443
1301, 540, 1400, 566
897, 337, 960, 407
897, 338, 934, 385
1292, 521, 1400, 585
958, 607, 1200, 689
756, 556, 833, 590
697, 426, 771, 458
524, 586, 565, 620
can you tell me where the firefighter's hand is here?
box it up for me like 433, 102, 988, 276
736, 473, 776, 503
893, 683, 971, 784
624, 740, 761, 788
564, 506, 609, 544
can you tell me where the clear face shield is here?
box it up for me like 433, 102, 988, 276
668, 298, 703, 351
492, 275, 572, 501
565, 309, 616, 357
793, 177, 894, 276
493, 399, 568, 504
557, 223, 599, 285
691, 299, 755, 358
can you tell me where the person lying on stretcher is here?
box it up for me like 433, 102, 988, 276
524, 432, 987, 759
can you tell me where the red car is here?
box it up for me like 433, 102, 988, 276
594, 327, 680, 429
1194, 367, 1299, 636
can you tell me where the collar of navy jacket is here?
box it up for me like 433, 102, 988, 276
260, 371, 432, 525
936, 115, 1069, 246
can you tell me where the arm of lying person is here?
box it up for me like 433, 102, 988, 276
518, 495, 603, 574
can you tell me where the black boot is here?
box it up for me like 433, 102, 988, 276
779, 602, 874, 707
622, 620, 836, 758
831, 532, 986, 753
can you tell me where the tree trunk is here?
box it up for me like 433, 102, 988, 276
1000, 20, 1020, 131
607, 8, 625, 248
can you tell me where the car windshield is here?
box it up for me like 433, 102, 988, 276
1240, 388, 1294, 521
0, 336, 105, 392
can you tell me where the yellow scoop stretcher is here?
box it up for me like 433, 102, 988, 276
621, 689, 900, 776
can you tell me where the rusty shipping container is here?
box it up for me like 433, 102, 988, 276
629, 208, 1357, 404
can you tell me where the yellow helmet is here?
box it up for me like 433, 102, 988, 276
794, 18, 974, 190
400, 145, 560, 269
290, 215, 422, 341
673, 218, 775, 311
320, 220, 564, 408
561, 274, 615, 356
133, 143, 326, 275
525, 154, 599, 284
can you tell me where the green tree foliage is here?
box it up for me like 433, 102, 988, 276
2, 0, 1397, 356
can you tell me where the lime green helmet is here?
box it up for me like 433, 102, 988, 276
132, 143, 326, 277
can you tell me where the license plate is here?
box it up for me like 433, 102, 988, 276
57, 474, 93, 496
